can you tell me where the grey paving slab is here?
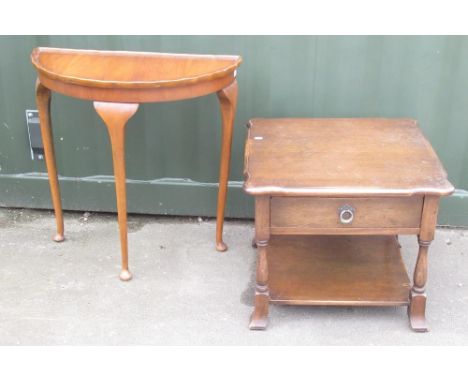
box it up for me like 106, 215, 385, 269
0, 208, 467, 345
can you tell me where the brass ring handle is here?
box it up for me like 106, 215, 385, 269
339, 205, 355, 224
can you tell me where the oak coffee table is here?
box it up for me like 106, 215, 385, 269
243, 118, 454, 331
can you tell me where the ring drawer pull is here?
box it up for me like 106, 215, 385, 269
339, 205, 355, 224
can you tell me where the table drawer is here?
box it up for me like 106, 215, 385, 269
270, 196, 423, 230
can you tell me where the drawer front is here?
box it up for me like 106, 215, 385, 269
270, 196, 423, 230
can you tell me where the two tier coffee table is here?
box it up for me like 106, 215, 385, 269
31, 47, 241, 281
244, 118, 454, 331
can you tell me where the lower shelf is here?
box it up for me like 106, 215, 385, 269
268, 235, 411, 306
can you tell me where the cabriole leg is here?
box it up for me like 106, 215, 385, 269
215, 80, 238, 252
94, 101, 139, 281
35, 80, 64, 242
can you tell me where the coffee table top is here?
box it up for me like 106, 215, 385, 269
31, 47, 242, 89
243, 118, 454, 197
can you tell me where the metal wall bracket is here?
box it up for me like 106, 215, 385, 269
26, 109, 44, 160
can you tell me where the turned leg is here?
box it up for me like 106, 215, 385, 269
215, 80, 238, 252
409, 238, 431, 331
408, 196, 439, 332
250, 240, 269, 330
94, 102, 139, 281
249, 196, 270, 330
35, 80, 64, 242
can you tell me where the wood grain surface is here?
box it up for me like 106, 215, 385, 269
244, 118, 454, 196
268, 235, 411, 306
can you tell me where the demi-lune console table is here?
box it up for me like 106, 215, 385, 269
244, 118, 454, 331
31, 47, 242, 281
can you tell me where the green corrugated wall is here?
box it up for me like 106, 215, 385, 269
0, 36, 467, 225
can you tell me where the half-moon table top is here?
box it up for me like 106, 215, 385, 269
32, 47, 242, 103
32, 47, 242, 88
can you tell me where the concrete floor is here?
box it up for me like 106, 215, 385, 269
0, 207, 467, 345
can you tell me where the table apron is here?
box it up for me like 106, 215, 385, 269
270, 226, 420, 235
270, 196, 424, 234
38, 73, 236, 103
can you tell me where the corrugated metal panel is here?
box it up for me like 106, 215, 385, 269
0, 36, 467, 224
